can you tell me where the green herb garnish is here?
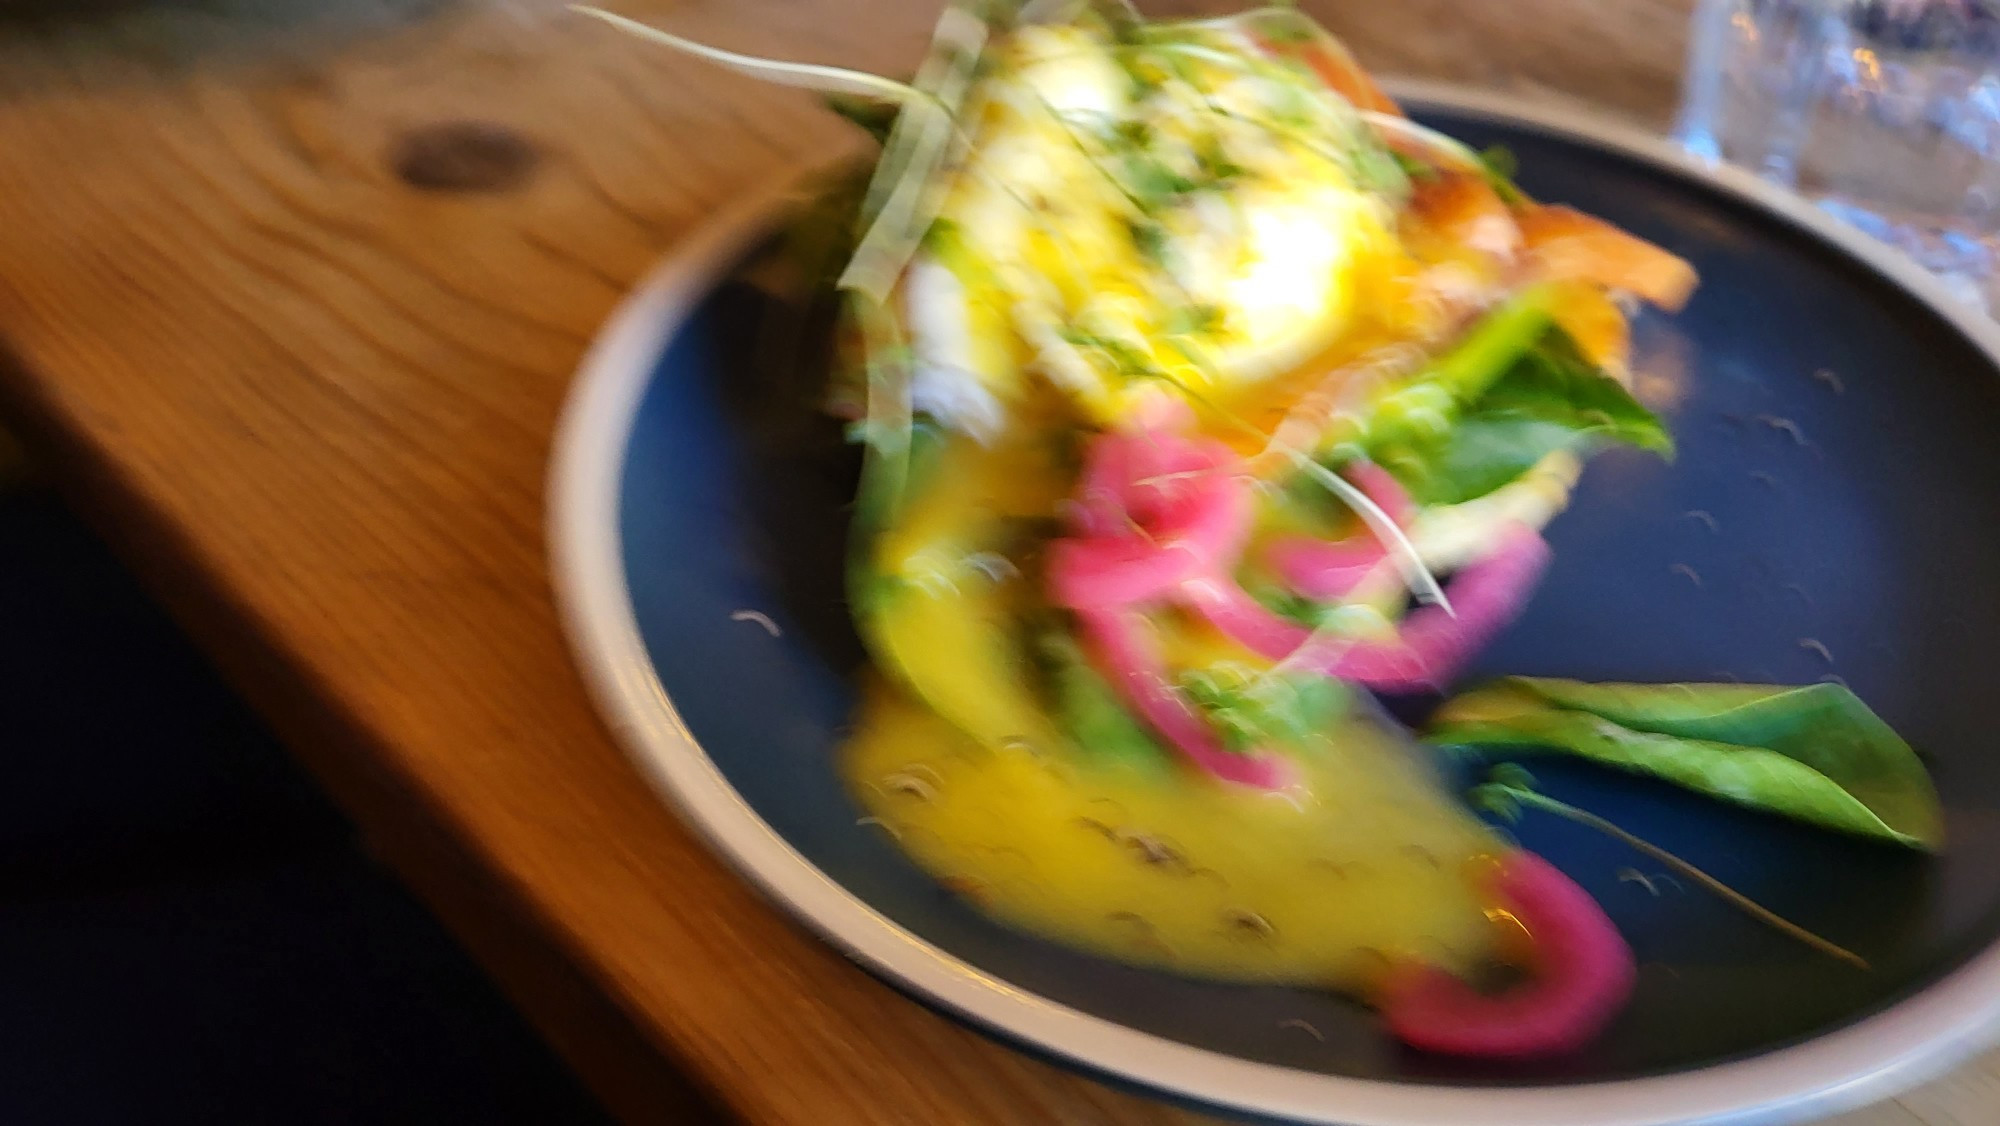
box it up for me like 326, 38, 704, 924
1368, 327, 1672, 506
1437, 679, 1943, 851
1473, 767, 1871, 970
1181, 664, 1349, 753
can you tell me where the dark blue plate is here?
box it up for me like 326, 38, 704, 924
549, 90, 2000, 1125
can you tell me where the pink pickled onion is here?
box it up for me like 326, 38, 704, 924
1047, 439, 1252, 609
1183, 525, 1551, 694
1048, 535, 1218, 610
1265, 462, 1413, 600
1382, 851, 1636, 1058
1266, 537, 1389, 601
1075, 608, 1298, 790
1066, 412, 1227, 539
1177, 573, 1309, 658
1047, 425, 1547, 788
1293, 524, 1552, 693
1051, 428, 1253, 608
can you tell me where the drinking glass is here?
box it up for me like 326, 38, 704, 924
1675, 0, 2000, 313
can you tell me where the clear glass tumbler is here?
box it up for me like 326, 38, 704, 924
1675, 0, 2000, 313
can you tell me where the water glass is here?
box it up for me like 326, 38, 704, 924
1675, 0, 2000, 313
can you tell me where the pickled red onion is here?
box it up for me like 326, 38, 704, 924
1049, 430, 1253, 609
1050, 427, 1548, 787
1294, 524, 1551, 693
1265, 461, 1412, 600
1075, 608, 1299, 790
1184, 526, 1551, 693
1381, 850, 1636, 1058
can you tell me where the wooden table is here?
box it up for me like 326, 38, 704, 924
0, 0, 1989, 1122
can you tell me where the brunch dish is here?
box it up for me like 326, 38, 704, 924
550, 3, 2000, 1122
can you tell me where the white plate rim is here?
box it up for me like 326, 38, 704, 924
546, 85, 2000, 1126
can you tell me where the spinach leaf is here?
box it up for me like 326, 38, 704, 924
1039, 627, 1350, 769
1350, 289, 1555, 457
1180, 665, 1350, 753
1428, 678, 1944, 850
1039, 630, 1172, 774
1371, 329, 1671, 505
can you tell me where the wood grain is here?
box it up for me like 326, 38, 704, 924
0, 0, 1987, 1123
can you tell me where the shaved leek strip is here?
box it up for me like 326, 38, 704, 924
843, 4, 988, 302
1147, 364, 1453, 620
859, 2, 986, 221
1282, 450, 1452, 615
570, 8, 928, 104
1018, 0, 1086, 24
853, 298, 916, 520
566, 3, 981, 304
1360, 110, 1489, 173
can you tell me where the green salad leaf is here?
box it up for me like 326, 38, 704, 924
1371, 329, 1672, 505
1040, 630, 1172, 773
1040, 631, 1351, 769
1345, 288, 1555, 458
1429, 678, 1944, 850
1179, 665, 1350, 754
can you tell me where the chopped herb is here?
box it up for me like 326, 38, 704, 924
1250, 9, 1315, 45
1113, 118, 1152, 147
1124, 216, 1169, 262
1245, 581, 1323, 628
1038, 628, 1171, 773
1347, 142, 1409, 197
1122, 151, 1201, 205
1059, 327, 1157, 381
1095, 0, 1142, 44
1181, 664, 1349, 752
1160, 302, 1224, 338
1390, 149, 1438, 181
1478, 144, 1528, 205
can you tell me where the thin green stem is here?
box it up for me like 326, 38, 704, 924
1498, 785, 1871, 971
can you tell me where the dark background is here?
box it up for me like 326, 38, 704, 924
0, 476, 610, 1125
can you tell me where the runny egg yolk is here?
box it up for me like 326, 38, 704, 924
1195, 183, 1384, 383
899, 23, 1393, 434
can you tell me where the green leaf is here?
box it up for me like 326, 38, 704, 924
1039, 630, 1172, 774
1243, 578, 1323, 628
1477, 332, 1672, 454
1179, 664, 1350, 753
1374, 415, 1578, 506
1390, 150, 1439, 181
1348, 142, 1412, 196
1428, 678, 1944, 850
1369, 328, 1672, 505
1330, 286, 1557, 465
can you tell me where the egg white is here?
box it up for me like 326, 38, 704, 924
901, 23, 1385, 432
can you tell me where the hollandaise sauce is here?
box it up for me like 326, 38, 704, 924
842, 680, 1506, 989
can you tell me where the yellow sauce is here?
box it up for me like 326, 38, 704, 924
843, 681, 1506, 990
